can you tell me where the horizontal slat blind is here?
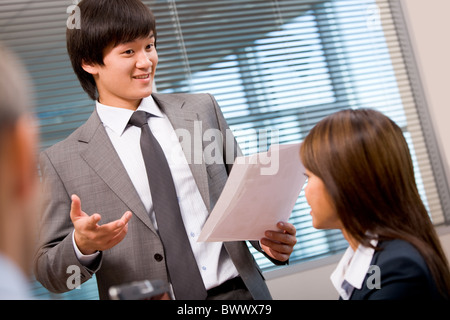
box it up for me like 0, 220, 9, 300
0, 0, 446, 299
0, 0, 93, 151
150, 0, 445, 270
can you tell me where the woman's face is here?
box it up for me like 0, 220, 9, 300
304, 169, 343, 230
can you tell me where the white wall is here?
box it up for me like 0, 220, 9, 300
401, 0, 450, 184
265, 0, 450, 300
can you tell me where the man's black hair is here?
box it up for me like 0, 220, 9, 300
67, 0, 157, 100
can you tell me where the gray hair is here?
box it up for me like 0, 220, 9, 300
0, 44, 32, 129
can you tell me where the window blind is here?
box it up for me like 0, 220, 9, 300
150, 0, 447, 269
0, 0, 447, 300
0, 0, 93, 151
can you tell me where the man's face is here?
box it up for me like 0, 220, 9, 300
0, 114, 40, 275
84, 34, 158, 109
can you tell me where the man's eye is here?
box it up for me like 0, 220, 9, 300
123, 49, 134, 55
146, 44, 154, 50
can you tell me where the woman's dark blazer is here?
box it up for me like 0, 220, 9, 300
349, 239, 445, 300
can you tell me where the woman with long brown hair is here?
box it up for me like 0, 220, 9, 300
300, 108, 450, 300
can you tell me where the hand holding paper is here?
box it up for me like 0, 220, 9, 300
198, 143, 305, 243
260, 221, 297, 262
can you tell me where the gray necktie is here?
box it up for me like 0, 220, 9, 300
129, 110, 207, 300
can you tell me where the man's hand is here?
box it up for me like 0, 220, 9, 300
260, 222, 297, 262
70, 194, 132, 255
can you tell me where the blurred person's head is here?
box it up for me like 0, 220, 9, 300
300, 108, 450, 298
66, 0, 158, 108
0, 44, 39, 277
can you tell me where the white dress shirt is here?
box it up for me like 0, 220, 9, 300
73, 96, 239, 290
330, 240, 377, 300
0, 254, 32, 300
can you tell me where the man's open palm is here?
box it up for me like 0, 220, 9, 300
70, 194, 132, 255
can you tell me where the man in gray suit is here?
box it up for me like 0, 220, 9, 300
34, 0, 297, 300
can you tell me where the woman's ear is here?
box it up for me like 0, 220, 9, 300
81, 60, 99, 75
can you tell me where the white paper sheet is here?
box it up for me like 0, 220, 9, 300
198, 143, 305, 242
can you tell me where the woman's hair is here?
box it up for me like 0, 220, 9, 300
300, 108, 450, 298
66, 0, 157, 100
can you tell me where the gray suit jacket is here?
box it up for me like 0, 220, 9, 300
34, 93, 275, 300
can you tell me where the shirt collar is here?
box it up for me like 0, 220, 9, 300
96, 96, 163, 136
330, 239, 377, 300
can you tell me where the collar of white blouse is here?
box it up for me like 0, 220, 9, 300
330, 239, 378, 300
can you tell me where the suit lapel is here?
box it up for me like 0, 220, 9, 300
152, 93, 211, 211
77, 111, 156, 233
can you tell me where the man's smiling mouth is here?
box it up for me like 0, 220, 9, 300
133, 74, 150, 79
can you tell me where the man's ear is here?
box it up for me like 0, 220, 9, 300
81, 60, 100, 76
10, 115, 38, 200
